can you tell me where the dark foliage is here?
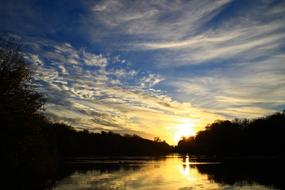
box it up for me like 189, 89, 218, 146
51, 124, 171, 157
0, 37, 57, 189
0, 37, 45, 116
176, 111, 285, 157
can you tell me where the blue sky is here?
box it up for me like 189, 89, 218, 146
1, 0, 285, 144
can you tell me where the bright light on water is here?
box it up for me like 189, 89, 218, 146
52, 155, 274, 190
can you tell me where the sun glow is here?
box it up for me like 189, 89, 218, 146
174, 119, 196, 143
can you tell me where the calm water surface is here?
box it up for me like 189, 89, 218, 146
52, 155, 282, 190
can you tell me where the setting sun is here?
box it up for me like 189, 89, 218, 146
174, 119, 197, 143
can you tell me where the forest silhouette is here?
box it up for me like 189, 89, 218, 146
1, 37, 285, 189
176, 111, 285, 157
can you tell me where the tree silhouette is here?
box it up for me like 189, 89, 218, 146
0, 37, 55, 190
176, 111, 285, 157
0, 37, 44, 116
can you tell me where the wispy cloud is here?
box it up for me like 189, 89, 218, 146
166, 53, 285, 118
84, 0, 231, 43
83, 0, 285, 119
24, 38, 218, 144
82, 0, 285, 69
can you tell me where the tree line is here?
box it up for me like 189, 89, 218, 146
176, 111, 285, 157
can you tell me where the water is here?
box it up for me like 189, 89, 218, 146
52, 155, 283, 190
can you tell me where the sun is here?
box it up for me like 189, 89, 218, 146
174, 119, 196, 144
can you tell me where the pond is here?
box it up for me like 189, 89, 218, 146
52, 154, 283, 190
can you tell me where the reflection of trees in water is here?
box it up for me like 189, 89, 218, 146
63, 156, 167, 174
52, 156, 285, 190
61, 161, 142, 175
195, 159, 285, 189
53, 158, 170, 190
53, 157, 168, 188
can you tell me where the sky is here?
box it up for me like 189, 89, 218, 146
1, 0, 285, 144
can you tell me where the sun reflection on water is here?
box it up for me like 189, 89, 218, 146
179, 155, 190, 176
178, 155, 210, 184
52, 155, 274, 190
